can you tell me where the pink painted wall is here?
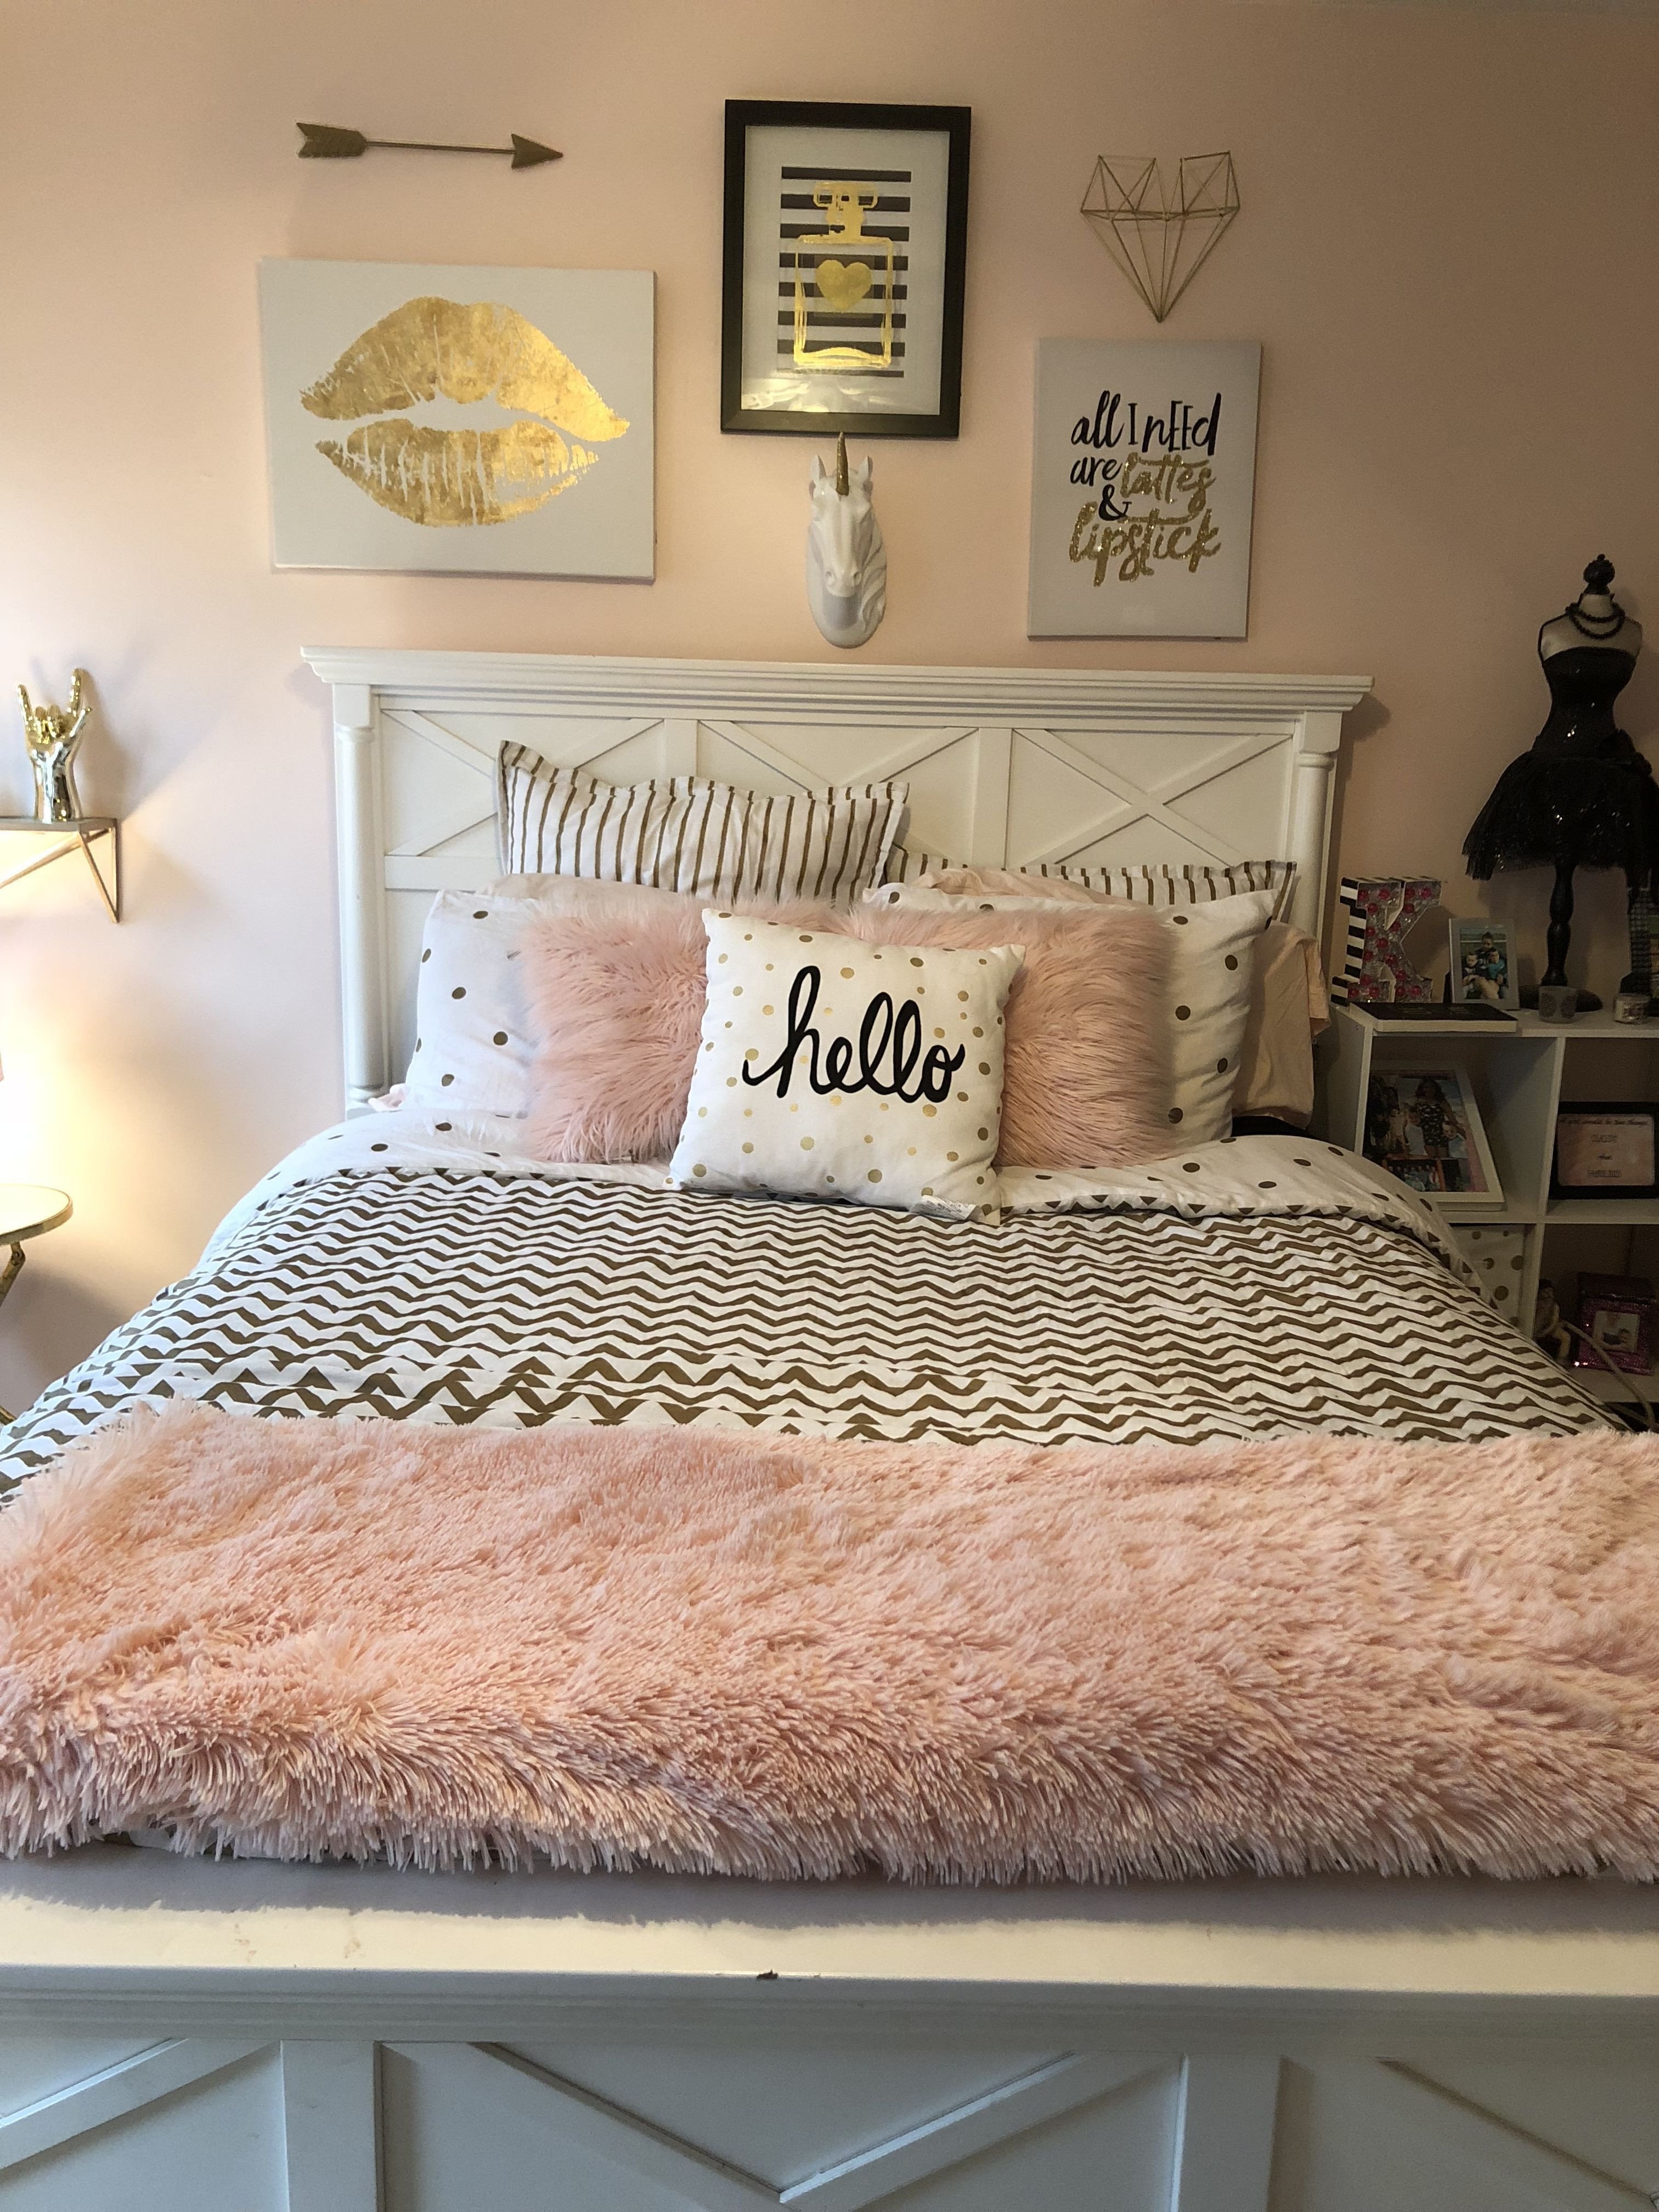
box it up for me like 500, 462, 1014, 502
2, 0, 1657, 1403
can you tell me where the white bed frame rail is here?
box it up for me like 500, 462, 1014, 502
4, 1852, 1657, 2211
301, 650, 1369, 1110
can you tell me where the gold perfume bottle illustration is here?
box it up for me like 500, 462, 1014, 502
792, 183, 895, 372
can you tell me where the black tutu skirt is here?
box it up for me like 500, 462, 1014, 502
1464, 752, 1659, 885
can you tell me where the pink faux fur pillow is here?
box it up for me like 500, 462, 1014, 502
520, 898, 1173, 1169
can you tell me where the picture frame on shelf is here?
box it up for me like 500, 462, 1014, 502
1363, 1061, 1504, 1206
1448, 916, 1518, 1011
720, 99, 970, 438
1551, 1103, 1659, 1200
1572, 1272, 1655, 1375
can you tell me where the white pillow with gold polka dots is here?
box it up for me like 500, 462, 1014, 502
403, 890, 545, 1114
669, 911, 1022, 1221
874, 883, 1276, 1147
405, 880, 692, 1116
1142, 888, 1277, 1143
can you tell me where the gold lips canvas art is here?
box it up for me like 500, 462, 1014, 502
301, 297, 629, 527
259, 261, 654, 578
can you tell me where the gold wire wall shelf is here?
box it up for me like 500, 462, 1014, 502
1081, 152, 1240, 323
0, 818, 121, 921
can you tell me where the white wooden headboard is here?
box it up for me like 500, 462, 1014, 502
302, 650, 1370, 1112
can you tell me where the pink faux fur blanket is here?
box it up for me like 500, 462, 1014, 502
3, 1403, 1657, 1881
518, 895, 1172, 1170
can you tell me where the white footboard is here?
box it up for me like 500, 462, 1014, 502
2, 1851, 1655, 2208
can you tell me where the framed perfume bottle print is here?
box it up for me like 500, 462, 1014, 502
721, 100, 970, 437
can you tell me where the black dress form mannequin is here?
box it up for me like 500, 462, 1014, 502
1464, 557, 1654, 1010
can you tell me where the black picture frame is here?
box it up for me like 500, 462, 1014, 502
721, 99, 971, 439
1551, 1102, 1659, 1200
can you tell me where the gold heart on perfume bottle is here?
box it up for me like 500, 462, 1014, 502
815, 259, 873, 313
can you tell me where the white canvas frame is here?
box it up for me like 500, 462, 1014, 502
301, 649, 1369, 1111
1028, 340, 1261, 639
261, 262, 655, 578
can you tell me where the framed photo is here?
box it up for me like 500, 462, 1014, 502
258, 260, 654, 578
1363, 1062, 1504, 1207
1575, 1298, 1654, 1374
1028, 339, 1261, 638
721, 100, 970, 437
1448, 917, 1518, 1011
1573, 1272, 1655, 1374
1552, 1103, 1659, 1199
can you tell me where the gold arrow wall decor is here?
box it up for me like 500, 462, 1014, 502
296, 123, 561, 170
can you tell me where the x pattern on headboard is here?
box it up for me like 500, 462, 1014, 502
303, 651, 1370, 1110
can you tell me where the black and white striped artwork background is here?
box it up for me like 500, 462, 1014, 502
779, 165, 910, 376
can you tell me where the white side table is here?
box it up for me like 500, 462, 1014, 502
0, 1185, 71, 1424
1317, 1006, 1659, 1404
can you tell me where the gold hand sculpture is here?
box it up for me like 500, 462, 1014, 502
17, 670, 89, 824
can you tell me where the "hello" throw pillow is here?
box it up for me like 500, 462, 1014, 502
668, 912, 1022, 1219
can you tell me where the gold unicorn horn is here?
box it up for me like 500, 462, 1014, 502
834, 432, 849, 496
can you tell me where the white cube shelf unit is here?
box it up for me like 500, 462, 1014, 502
1319, 1006, 1659, 1402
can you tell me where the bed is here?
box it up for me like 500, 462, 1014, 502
0, 652, 1653, 2212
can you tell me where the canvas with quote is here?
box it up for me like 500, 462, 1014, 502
1028, 338, 1260, 638
258, 259, 654, 578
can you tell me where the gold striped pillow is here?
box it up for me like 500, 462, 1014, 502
497, 749, 908, 906
879, 851, 1295, 917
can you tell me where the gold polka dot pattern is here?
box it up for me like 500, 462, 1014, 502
668, 911, 1021, 1221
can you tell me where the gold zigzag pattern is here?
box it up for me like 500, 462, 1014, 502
1, 1169, 1598, 1487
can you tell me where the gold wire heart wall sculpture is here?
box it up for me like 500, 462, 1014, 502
1080, 152, 1240, 323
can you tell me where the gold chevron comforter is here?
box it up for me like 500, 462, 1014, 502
0, 1117, 1609, 1489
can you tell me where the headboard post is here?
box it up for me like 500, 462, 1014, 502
1286, 707, 1344, 940
330, 683, 388, 1111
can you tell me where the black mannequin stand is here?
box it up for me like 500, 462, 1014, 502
1529, 860, 1602, 1010
1466, 557, 1650, 1017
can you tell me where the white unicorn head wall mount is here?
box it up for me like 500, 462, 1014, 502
806, 433, 887, 650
